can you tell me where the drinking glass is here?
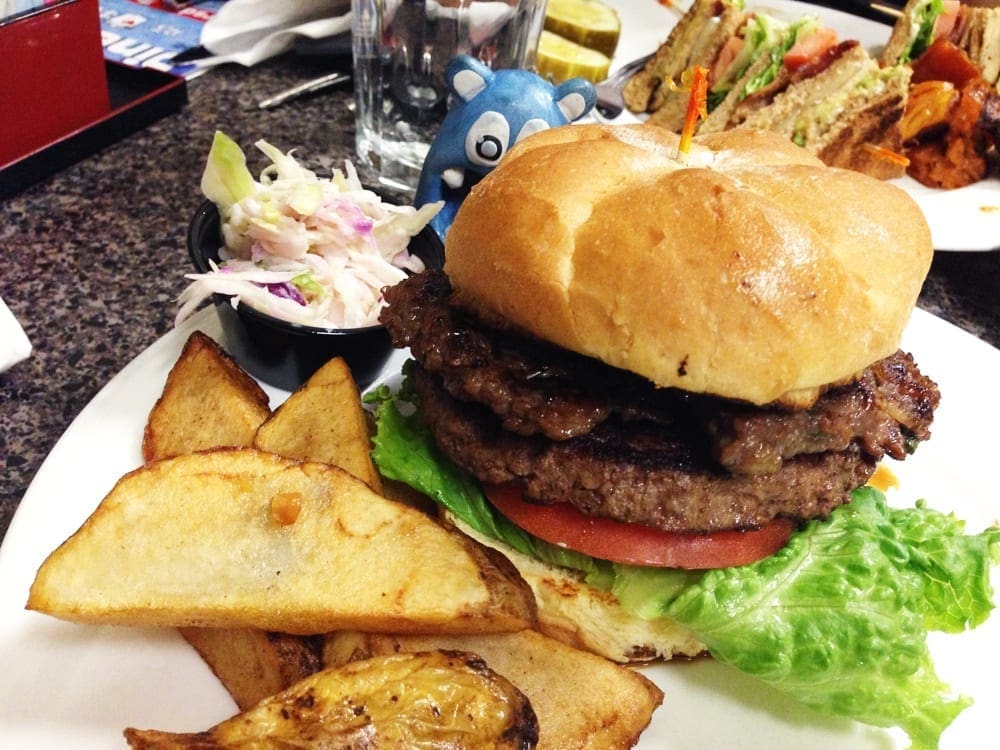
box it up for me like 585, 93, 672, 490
351, 0, 548, 192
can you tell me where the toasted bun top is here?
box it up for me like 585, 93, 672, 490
443, 124, 933, 405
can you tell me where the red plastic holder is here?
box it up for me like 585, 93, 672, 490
0, 0, 110, 169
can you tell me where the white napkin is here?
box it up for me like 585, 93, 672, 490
196, 0, 352, 68
0, 296, 31, 373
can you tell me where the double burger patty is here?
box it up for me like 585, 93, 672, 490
411, 368, 877, 533
381, 271, 940, 533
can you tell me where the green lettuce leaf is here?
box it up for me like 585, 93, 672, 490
708, 12, 788, 110
199, 131, 256, 216
740, 16, 820, 100
665, 487, 998, 750
905, 0, 945, 63
366, 372, 611, 582
367, 367, 1000, 749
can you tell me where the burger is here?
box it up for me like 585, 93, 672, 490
370, 123, 998, 746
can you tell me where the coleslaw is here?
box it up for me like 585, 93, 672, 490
177, 132, 442, 329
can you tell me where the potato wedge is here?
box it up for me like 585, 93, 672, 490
124, 650, 539, 749
142, 332, 271, 462
160, 355, 388, 708
187, 356, 383, 708
323, 629, 663, 750
28, 449, 536, 634
179, 628, 322, 711
253, 356, 382, 493
142, 329, 314, 707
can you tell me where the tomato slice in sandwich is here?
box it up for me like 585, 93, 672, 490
484, 483, 796, 570
783, 26, 839, 71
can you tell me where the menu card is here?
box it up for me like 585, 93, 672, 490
99, 0, 226, 78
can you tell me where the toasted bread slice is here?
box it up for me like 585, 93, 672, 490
737, 43, 876, 134
253, 356, 382, 493
699, 41, 783, 134
881, 0, 931, 67
624, 0, 745, 118
28, 449, 536, 634
647, 3, 747, 129
811, 74, 912, 180
323, 628, 663, 750
142, 331, 270, 462
736, 44, 912, 179
882, 0, 1000, 87
124, 650, 538, 750
954, 6, 1000, 87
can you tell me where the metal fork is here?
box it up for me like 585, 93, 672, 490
594, 53, 653, 120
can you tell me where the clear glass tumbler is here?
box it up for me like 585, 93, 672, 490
352, 0, 548, 192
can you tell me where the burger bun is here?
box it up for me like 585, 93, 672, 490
444, 125, 933, 405
444, 511, 706, 664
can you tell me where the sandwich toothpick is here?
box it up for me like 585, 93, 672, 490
870, 3, 904, 19
656, 0, 685, 18
676, 66, 709, 163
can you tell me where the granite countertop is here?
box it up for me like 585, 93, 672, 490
1, 54, 999, 546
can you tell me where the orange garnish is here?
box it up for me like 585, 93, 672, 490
867, 464, 899, 492
677, 66, 709, 161
863, 143, 910, 167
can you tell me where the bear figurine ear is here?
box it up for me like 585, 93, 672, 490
446, 54, 494, 102
554, 77, 597, 122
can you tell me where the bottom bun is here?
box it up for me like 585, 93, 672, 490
444, 511, 706, 664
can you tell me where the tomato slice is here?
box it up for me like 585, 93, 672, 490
711, 34, 744, 86
783, 26, 839, 71
484, 483, 796, 570
933, 0, 962, 43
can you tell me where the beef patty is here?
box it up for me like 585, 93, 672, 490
413, 367, 876, 533
381, 271, 940, 532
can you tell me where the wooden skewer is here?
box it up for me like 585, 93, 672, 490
657, 0, 686, 18
870, 2, 904, 18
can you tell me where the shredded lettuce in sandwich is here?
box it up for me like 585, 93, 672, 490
177, 131, 441, 329
366, 368, 1000, 750
741, 16, 821, 99
903, 0, 945, 63
709, 13, 825, 111
709, 12, 789, 110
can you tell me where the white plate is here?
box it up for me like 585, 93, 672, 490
0, 304, 997, 748
605, 0, 1000, 251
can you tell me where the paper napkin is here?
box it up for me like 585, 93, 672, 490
197, 0, 352, 67
0, 296, 31, 373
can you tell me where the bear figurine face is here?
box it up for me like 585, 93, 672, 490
415, 55, 596, 239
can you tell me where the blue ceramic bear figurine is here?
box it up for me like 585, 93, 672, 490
414, 54, 596, 240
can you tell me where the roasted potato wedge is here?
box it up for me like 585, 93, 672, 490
253, 357, 382, 493
142, 331, 271, 463
142, 331, 312, 709
124, 650, 539, 749
28, 448, 536, 634
150, 353, 423, 708
323, 629, 663, 750
179, 628, 322, 711
189, 356, 382, 707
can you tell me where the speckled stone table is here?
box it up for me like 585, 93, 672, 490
0, 55, 359, 542
1, 54, 998, 545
